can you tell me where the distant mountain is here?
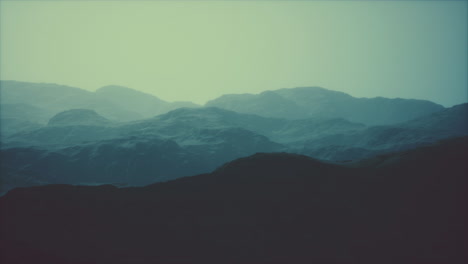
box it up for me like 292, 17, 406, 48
48, 109, 112, 127
119, 107, 366, 147
95, 85, 200, 119
2, 104, 466, 192
0, 129, 282, 193
3, 107, 363, 149
402, 102, 468, 131
302, 103, 468, 161
0, 81, 200, 124
0, 80, 143, 122
206, 91, 306, 119
1, 81, 465, 194
0, 107, 360, 192
206, 86, 445, 125
1, 137, 466, 264
125, 105, 465, 162
269, 117, 365, 145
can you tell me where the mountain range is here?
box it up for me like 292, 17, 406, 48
0, 80, 200, 124
1, 81, 467, 194
1, 80, 467, 263
1, 103, 466, 194
1, 81, 444, 127
1, 137, 466, 264
206, 86, 444, 125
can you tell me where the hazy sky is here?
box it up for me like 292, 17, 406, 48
1, 1, 466, 106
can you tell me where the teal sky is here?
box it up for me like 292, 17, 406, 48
1, 1, 466, 106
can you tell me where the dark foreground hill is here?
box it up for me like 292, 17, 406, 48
0, 137, 466, 264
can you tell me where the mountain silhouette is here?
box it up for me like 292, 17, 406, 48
0, 137, 466, 264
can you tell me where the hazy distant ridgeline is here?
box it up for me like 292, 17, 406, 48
4, 104, 467, 151
301, 103, 468, 160
206, 87, 445, 126
0, 80, 201, 124
1, 80, 444, 126
1, 80, 467, 194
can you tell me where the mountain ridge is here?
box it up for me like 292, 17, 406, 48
1, 103, 466, 194
206, 86, 445, 125
0, 80, 201, 123
47, 109, 113, 127
1, 137, 466, 264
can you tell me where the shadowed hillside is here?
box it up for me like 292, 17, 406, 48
0, 137, 466, 264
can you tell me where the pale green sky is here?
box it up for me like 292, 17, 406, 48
1, 1, 467, 106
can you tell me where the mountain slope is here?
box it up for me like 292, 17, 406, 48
0, 137, 466, 264
3, 107, 363, 149
0, 81, 200, 123
0, 107, 360, 192
115, 107, 366, 147
2, 104, 466, 192
0, 80, 143, 122
47, 109, 112, 127
0, 103, 51, 124
0, 128, 283, 193
206, 86, 444, 125
302, 103, 468, 160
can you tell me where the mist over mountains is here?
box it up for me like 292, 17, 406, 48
1, 80, 445, 125
1, 80, 467, 263
0, 80, 201, 124
206, 86, 444, 125
1, 80, 467, 194
2, 0, 467, 261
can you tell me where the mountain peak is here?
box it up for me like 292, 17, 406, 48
48, 109, 111, 127
206, 86, 444, 125
96, 85, 164, 101
278, 86, 330, 93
